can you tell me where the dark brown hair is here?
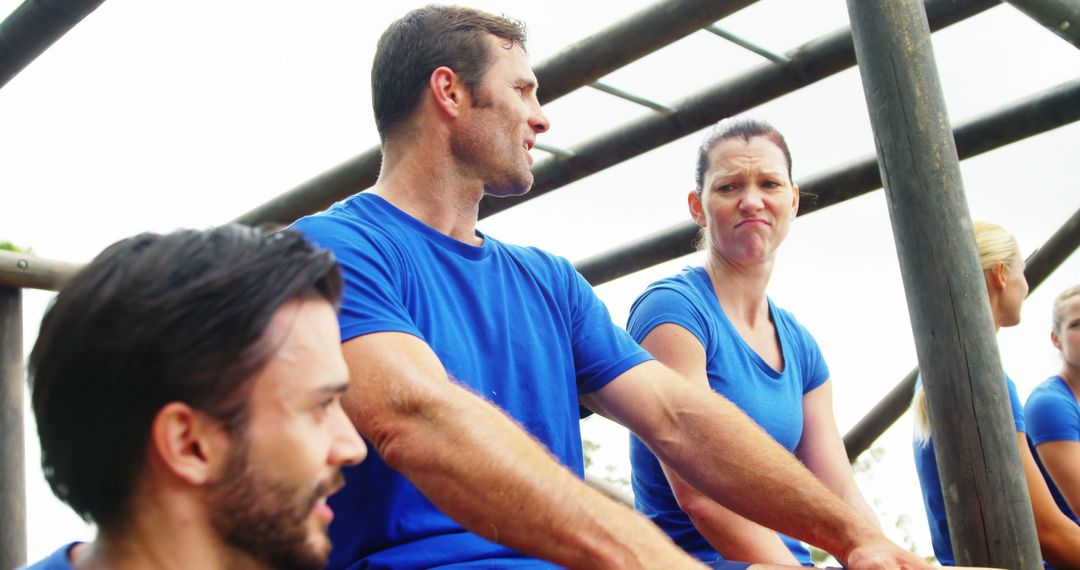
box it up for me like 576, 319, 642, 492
695, 117, 793, 194
371, 5, 527, 141
29, 225, 342, 528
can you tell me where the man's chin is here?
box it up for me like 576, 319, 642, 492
303, 527, 333, 567
483, 177, 534, 198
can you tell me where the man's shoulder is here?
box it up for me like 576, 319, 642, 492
21, 543, 78, 570
292, 195, 408, 260
293, 194, 382, 237
489, 237, 575, 276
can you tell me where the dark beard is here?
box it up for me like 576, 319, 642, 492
207, 437, 340, 570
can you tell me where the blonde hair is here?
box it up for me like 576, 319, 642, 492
913, 221, 1021, 443
1052, 284, 1080, 334
972, 220, 1021, 271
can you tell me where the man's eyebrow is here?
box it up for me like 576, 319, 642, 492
312, 381, 350, 396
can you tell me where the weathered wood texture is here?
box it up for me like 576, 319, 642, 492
1004, 0, 1080, 49
0, 287, 25, 570
842, 205, 1080, 461
846, 0, 1041, 567
0, 0, 107, 89
0, 250, 80, 292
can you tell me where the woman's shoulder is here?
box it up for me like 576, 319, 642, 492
1028, 376, 1076, 406
635, 266, 710, 304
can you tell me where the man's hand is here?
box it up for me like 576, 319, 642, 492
842, 536, 932, 569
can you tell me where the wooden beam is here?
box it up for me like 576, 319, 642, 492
0, 250, 80, 292
0, 0, 107, 89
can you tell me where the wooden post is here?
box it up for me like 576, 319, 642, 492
842, 205, 1080, 461
846, 1, 1042, 567
0, 286, 25, 570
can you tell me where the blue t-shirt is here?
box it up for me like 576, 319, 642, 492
1025, 375, 1080, 525
21, 543, 76, 570
294, 193, 651, 569
913, 375, 1026, 566
626, 266, 829, 566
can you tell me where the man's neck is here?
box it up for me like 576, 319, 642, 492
70, 502, 257, 570
372, 143, 486, 245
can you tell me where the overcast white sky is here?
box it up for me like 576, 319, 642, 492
2, 0, 1078, 563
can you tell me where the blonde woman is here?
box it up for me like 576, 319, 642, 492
912, 224, 1080, 568
1025, 285, 1080, 531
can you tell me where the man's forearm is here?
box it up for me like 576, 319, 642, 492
369, 380, 704, 568
637, 374, 878, 563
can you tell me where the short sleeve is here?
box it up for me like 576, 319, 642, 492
293, 215, 423, 343
784, 313, 829, 394
1026, 387, 1080, 445
626, 285, 711, 350
1005, 378, 1026, 433
564, 263, 652, 394
800, 332, 829, 394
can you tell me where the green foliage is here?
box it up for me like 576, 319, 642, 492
809, 445, 937, 566
0, 241, 31, 254
809, 545, 837, 566
583, 438, 599, 470
582, 435, 630, 492
582, 439, 938, 565
852, 446, 886, 475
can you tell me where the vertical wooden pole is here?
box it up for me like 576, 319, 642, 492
0, 286, 26, 570
845, 1, 1042, 567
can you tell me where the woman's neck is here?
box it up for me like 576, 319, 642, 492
704, 257, 772, 327
1060, 362, 1080, 394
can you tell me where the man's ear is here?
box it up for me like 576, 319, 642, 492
429, 66, 467, 119
688, 191, 706, 228
150, 402, 228, 485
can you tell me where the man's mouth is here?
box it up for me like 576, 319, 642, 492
313, 495, 335, 524
310, 473, 346, 523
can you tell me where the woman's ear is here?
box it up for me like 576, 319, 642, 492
1051, 329, 1063, 351
688, 191, 706, 228
990, 261, 1008, 291
791, 184, 801, 216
